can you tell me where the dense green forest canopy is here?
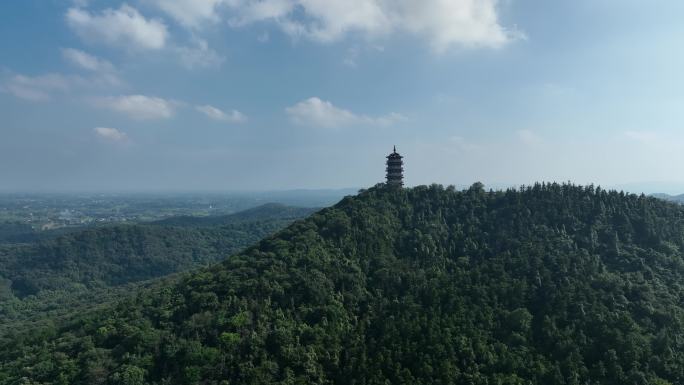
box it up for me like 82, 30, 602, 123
1, 203, 315, 298
2, 183, 684, 385
0, 204, 314, 332
0, 222, 82, 244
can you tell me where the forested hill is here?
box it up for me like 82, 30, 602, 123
1, 203, 315, 301
152, 203, 317, 227
3, 183, 684, 384
0, 224, 268, 300
0, 206, 315, 330
652, 193, 684, 205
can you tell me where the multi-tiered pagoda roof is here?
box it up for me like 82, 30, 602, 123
386, 146, 404, 187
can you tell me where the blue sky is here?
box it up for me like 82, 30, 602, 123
2, 0, 684, 192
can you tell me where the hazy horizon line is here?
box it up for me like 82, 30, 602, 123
2, 181, 684, 196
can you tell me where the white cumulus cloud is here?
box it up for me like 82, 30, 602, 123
226, 0, 520, 51
393, 0, 518, 52
99, 95, 175, 120
196, 105, 247, 123
286, 97, 404, 128
66, 5, 168, 50
150, 0, 225, 28
94, 127, 128, 142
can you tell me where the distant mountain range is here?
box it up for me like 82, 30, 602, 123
153, 203, 318, 227
651, 193, 684, 203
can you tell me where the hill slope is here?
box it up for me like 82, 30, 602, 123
652, 192, 684, 204
0, 205, 314, 330
153, 203, 317, 227
0, 224, 268, 299
2, 184, 684, 384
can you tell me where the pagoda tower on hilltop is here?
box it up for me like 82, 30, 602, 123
386, 146, 404, 187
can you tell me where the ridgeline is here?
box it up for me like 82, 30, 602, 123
2, 183, 684, 384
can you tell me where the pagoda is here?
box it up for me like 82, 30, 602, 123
386, 146, 404, 187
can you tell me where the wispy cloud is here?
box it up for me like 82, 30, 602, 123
94, 127, 128, 142
517, 129, 543, 146
1, 66, 125, 102
174, 38, 225, 69
625, 130, 660, 144
98, 95, 176, 120
62, 48, 115, 73
343, 46, 361, 68
257, 31, 270, 43
150, 0, 225, 28
66, 5, 168, 50
196, 105, 247, 123
61, 48, 121, 86
286, 97, 405, 128
449, 136, 482, 151
3, 73, 72, 102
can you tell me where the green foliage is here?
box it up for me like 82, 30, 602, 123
0, 211, 310, 331
111, 365, 146, 385
2, 184, 684, 384
220, 332, 241, 346
0, 222, 293, 298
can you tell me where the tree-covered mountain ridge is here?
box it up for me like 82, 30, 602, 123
0, 203, 315, 332
3, 183, 684, 384
1, 204, 312, 300
152, 203, 317, 227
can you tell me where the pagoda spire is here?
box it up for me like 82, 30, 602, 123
386, 146, 404, 187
